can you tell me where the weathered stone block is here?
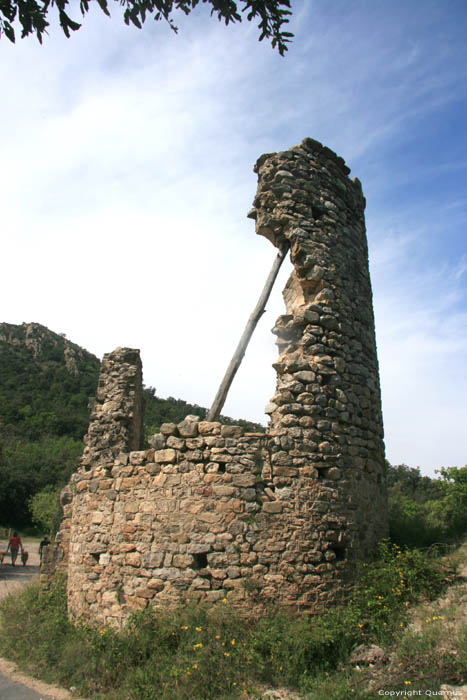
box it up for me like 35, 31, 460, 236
147, 578, 165, 591
154, 449, 176, 463
135, 588, 155, 599
178, 418, 199, 437
262, 501, 284, 514
221, 425, 244, 438
160, 423, 177, 436
167, 436, 185, 450
212, 485, 236, 497
232, 474, 256, 488
129, 451, 147, 465
148, 433, 166, 449
124, 501, 140, 513
126, 552, 142, 567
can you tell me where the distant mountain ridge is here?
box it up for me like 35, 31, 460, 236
0, 321, 96, 370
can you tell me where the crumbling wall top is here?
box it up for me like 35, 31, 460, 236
81, 347, 143, 469
248, 137, 365, 251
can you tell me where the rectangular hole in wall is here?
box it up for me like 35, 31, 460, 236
316, 466, 328, 481
192, 552, 208, 570
331, 545, 346, 561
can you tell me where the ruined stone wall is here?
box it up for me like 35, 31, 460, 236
251, 137, 387, 560
52, 139, 387, 627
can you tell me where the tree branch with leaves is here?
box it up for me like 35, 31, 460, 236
0, 0, 294, 54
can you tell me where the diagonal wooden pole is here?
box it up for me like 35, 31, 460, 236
207, 243, 289, 422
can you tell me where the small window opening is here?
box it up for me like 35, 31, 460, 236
331, 545, 346, 561
192, 553, 208, 569
90, 553, 100, 563
217, 463, 226, 473
316, 466, 328, 481
312, 206, 324, 220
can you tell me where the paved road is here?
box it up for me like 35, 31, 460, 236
0, 537, 41, 599
0, 672, 57, 700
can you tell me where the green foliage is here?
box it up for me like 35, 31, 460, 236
387, 463, 444, 503
0, 434, 82, 527
0, 544, 456, 700
436, 466, 467, 536
28, 486, 62, 535
388, 464, 467, 548
0, 324, 100, 441
388, 491, 444, 548
349, 540, 453, 640
0, 0, 293, 55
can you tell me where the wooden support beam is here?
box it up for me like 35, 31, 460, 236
207, 244, 289, 422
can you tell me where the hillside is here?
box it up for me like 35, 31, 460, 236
0, 322, 264, 528
0, 322, 100, 442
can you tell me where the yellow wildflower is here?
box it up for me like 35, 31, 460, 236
193, 643, 203, 650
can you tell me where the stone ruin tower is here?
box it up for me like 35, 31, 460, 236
49, 138, 387, 627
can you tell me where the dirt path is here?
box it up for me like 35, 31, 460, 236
0, 539, 86, 700
0, 537, 41, 600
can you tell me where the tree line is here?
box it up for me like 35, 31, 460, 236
387, 462, 467, 548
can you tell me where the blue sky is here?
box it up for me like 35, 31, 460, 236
1, 0, 466, 475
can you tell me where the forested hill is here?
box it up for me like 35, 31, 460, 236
0, 322, 264, 528
0, 322, 101, 441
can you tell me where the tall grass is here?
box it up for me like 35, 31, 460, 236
0, 542, 462, 699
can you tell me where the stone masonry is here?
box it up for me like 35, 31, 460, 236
50, 138, 388, 627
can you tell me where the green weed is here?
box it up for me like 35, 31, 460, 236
0, 544, 461, 699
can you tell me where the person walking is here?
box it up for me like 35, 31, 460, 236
6, 531, 23, 566
39, 536, 50, 564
